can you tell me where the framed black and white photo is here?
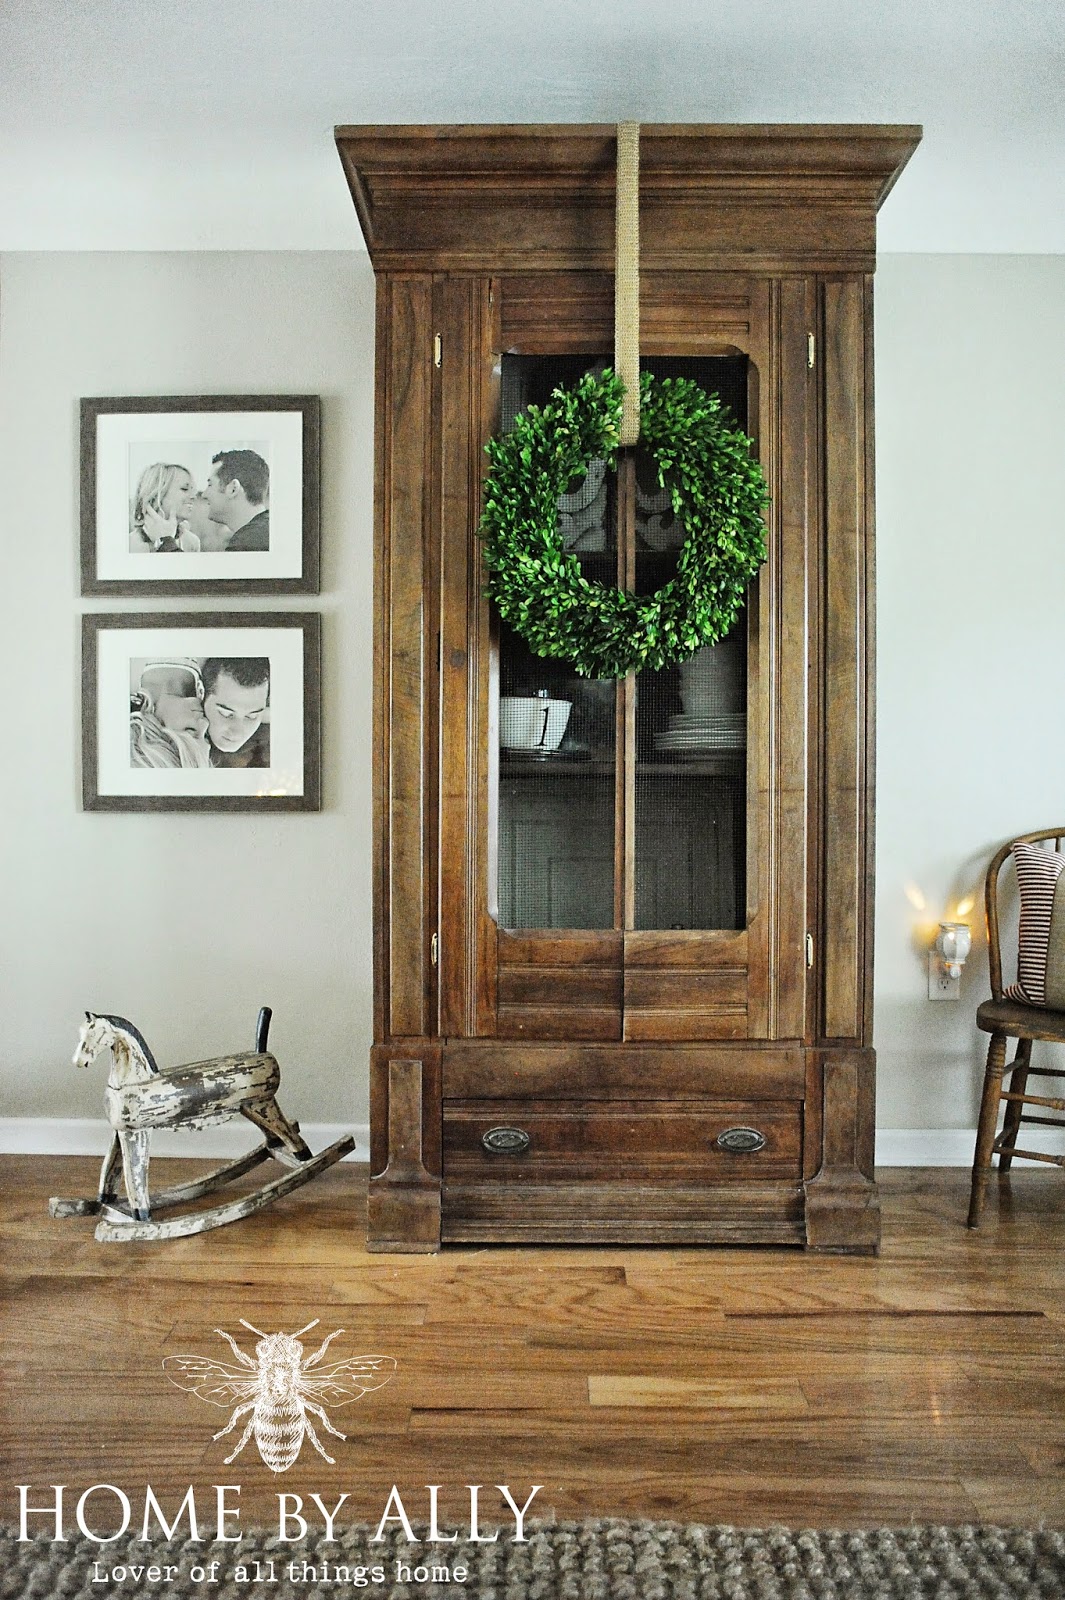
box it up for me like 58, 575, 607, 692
80, 395, 320, 595
82, 612, 321, 811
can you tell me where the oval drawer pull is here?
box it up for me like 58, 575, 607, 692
481, 1126, 531, 1156
716, 1126, 767, 1154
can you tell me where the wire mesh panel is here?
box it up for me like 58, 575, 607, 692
634, 661, 746, 931
497, 355, 617, 930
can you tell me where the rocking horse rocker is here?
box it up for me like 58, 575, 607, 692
49, 1008, 354, 1242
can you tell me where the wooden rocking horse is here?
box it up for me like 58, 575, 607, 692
49, 1008, 354, 1242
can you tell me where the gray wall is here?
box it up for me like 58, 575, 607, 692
1, 249, 1063, 1149
0, 251, 376, 1126
874, 253, 1065, 1146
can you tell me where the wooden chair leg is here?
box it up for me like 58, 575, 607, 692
968, 1031, 1009, 1228
997, 1037, 1033, 1172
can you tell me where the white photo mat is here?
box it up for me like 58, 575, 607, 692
95, 625, 306, 798
95, 410, 306, 583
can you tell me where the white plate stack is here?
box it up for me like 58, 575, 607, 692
655, 635, 746, 757
655, 711, 746, 757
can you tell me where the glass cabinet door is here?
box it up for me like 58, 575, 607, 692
495, 352, 750, 939
632, 355, 749, 932
496, 353, 618, 932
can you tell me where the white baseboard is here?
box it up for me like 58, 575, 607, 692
875, 1129, 977, 1166
0, 1118, 369, 1162
875, 1126, 1064, 1166
1, 1121, 1059, 1169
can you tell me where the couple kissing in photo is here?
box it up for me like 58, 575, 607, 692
130, 450, 270, 554
130, 658, 270, 771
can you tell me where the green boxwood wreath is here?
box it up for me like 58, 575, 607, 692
479, 367, 769, 679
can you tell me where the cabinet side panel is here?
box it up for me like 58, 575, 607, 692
821, 278, 869, 1042
763, 279, 814, 1042
438, 277, 497, 1038
372, 281, 389, 1042
379, 276, 435, 1041
862, 274, 877, 1039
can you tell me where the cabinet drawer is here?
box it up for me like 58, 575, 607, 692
442, 1098, 802, 1182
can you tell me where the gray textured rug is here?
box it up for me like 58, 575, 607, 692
3, 1521, 1064, 1598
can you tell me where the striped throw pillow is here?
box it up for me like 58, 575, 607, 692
1005, 842, 1065, 1009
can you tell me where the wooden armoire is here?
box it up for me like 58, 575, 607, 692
335, 123, 920, 1254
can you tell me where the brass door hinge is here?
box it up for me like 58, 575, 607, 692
805, 933, 815, 969
433, 334, 442, 368
807, 333, 815, 369
430, 932, 439, 967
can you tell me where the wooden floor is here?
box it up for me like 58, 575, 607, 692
2, 1158, 1064, 1533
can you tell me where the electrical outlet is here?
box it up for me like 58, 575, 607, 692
928, 951, 961, 1000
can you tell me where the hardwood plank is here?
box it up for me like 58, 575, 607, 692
800, 1376, 1065, 1419
621, 1265, 1059, 1315
540, 1473, 983, 1527
405, 1411, 1037, 1480
367, 1265, 636, 1328
3, 1160, 1065, 1533
588, 1376, 809, 1411
963, 1478, 1065, 1524
1020, 1441, 1065, 1477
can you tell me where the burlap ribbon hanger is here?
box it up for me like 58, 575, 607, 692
614, 122, 640, 447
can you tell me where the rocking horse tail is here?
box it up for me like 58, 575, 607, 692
255, 1008, 272, 1053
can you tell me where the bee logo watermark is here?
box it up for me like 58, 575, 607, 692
164, 1320, 396, 1473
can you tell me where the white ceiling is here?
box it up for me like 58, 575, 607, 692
1, 0, 1062, 253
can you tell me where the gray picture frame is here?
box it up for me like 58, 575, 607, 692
82, 611, 322, 812
80, 395, 320, 596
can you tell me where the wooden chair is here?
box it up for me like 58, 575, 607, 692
968, 827, 1065, 1227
